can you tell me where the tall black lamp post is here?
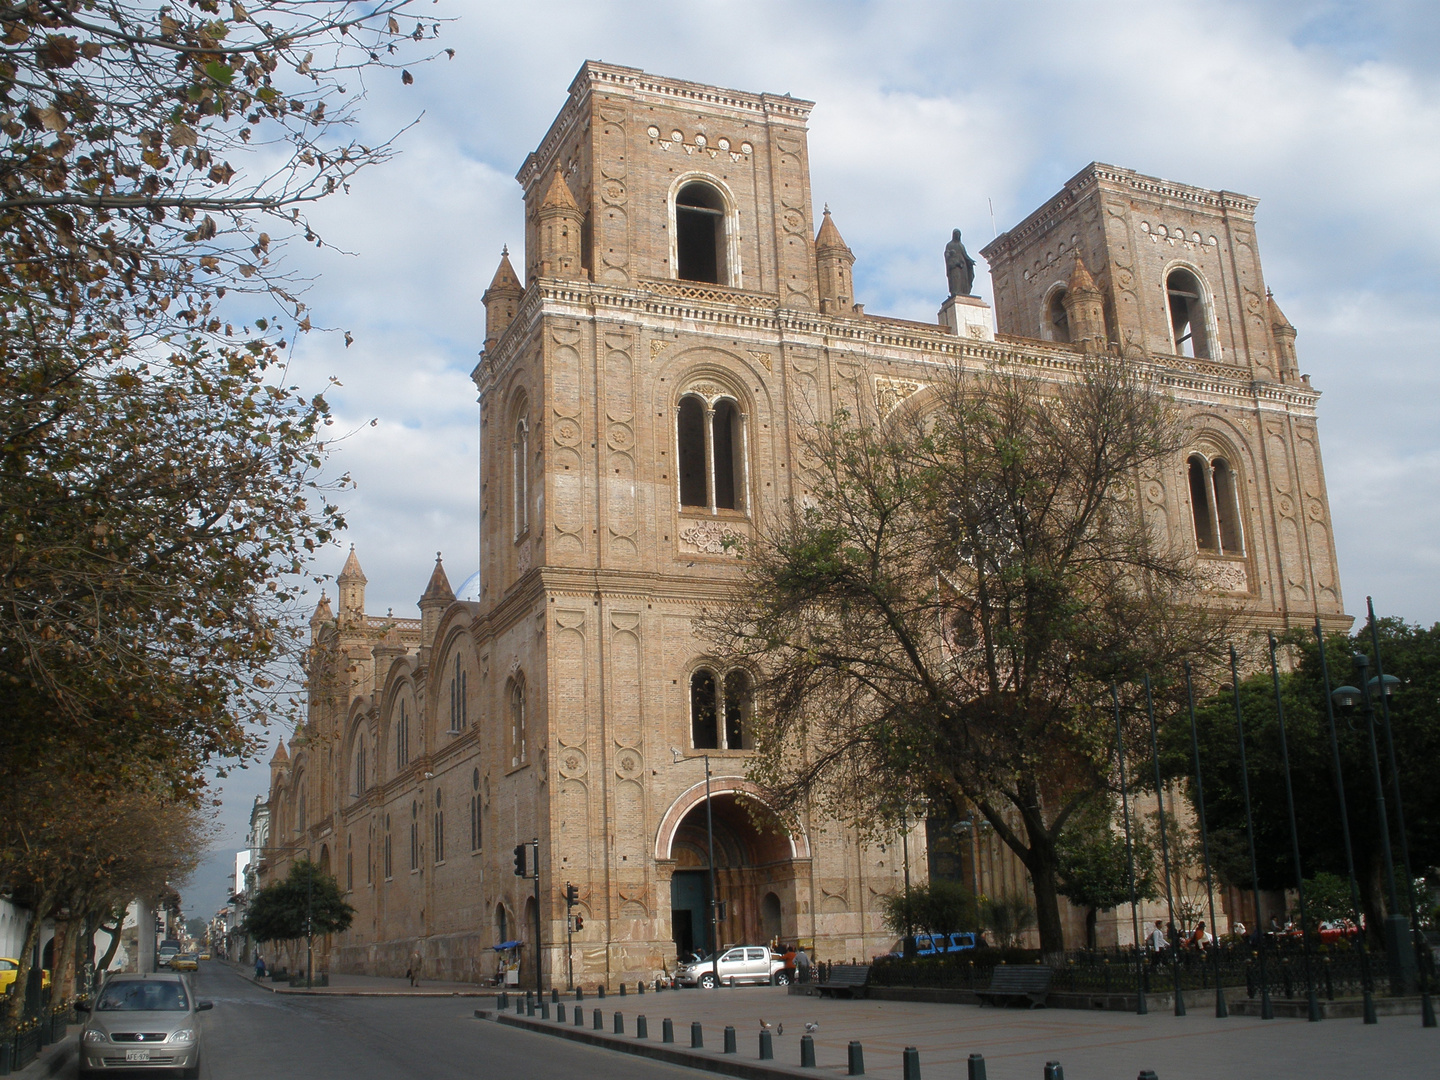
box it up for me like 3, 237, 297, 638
672, 748, 720, 990
1330, 653, 1416, 995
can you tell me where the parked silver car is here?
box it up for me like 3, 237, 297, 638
77, 972, 210, 1078
675, 946, 789, 988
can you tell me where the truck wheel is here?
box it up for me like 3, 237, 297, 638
773, 971, 791, 986
699, 972, 717, 989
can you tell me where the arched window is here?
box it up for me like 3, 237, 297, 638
433, 789, 444, 864
509, 677, 527, 768
496, 904, 508, 945
690, 667, 752, 751
450, 654, 468, 733
297, 789, 307, 835
346, 834, 353, 891
513, 415, 529, 538
409, 800, 418, 871
1188, 452, 1245, 555
1166, 268, 1211, 359
690, 669, 719, 749
353, 740, 366, 798
676, 392, 746, 514
675, 181, 727, 285
366, 823, 373, 885
1046, 287, 1070, 343
395, 700, 410, 771
383, 814, 393, 880
470, 768, 482, 852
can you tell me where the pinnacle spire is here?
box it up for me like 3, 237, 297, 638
1068, 252, 1098, 294
338, 543, 366, 584
421, 551, 455, 604
486, 248, 522, 297
540, 163, 579, 212
815, 207, 850, 253
1266, 290, 1294, 330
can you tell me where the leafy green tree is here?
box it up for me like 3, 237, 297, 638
1169, 618, 1440, 944
712, 360, 1227, 954
242, 861, 353, 944
880, 879, 978, 938
1055, 797, 1160, 949
981, 894, 1037, 949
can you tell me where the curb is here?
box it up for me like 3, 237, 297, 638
15, 1031, 75, 1079
480, 1009, 814, 1080
226, 962, 492, 998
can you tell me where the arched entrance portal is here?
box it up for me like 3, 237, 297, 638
667, 792, 803, 957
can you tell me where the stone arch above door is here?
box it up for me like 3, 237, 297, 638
654, 777, 810, 863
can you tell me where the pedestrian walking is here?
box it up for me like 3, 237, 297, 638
255, 955, 266, 979
795, 945, 812, 984
1147, 919, 1168, 965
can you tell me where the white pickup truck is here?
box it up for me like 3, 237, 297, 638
675, 946, 789, 988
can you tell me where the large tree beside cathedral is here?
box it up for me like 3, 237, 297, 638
711, 358, 1228, 955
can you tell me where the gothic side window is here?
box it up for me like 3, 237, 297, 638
297, 789, 306, 834
395, 700, 410, 770
508, 676, 527, 769
366, 824, 373, 885
353, 741, 366, 798
1187, 452, 1245, 555
690, 666, 752, 751
409, 800, 418, 871
383, 814, 393, 880
449, 654, 468, 732
1166, 268, 1212, 359
675, 180, 727, 285
676, 392, 746, 513
513, 415, 529, 538
346, 834, 353, 891
433, 789, 444, 864
470, 768, 482, 851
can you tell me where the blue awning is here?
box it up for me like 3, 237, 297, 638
493, 940, 523, 951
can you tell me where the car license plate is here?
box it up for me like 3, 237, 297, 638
125, 1049, 151, 1062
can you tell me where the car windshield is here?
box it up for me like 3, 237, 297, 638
96, 981, 189, 1012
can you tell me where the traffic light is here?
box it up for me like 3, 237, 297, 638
715, 900, 728, 922
574, 915, 583, 932
512, 843, 526, 877
565, 883, 579, 908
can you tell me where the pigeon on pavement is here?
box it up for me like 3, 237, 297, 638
804, 1021, 819, 1033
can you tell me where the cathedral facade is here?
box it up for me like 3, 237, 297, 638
260, 62, 1347, 987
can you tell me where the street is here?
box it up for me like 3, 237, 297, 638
62, 963, 697, 1080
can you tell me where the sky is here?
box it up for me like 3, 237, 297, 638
183, 0, 1440, 918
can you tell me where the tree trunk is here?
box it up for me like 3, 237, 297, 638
5, 891, 53, 1024
50, 915, 81, 1011
1085, 908, 1098, 951
95, 910, 125, 976
1027, 840, 1067, 960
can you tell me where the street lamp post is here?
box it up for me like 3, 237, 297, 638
1143, 674, 1185, 1017
1112, 682, 1146, 1016
1230, 647, 1273, 1020
1330, 653, 1415, 994
672, 748, 720, 990
1183, 663, 1226, 1019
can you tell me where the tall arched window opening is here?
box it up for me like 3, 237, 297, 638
509, 677, 527, 769
513, 416, 529, 538
383, 814, 393, 880
496, 905, 508, 945
1166, 268, 1211, 359
712, 400, 740, 510
346, 834, 353, 891
677, 397, 708, 507
676, 393, 746, 514
470, 768, 481, 851
676, 181, 726, 284
1046, 288, 1070, 343
433, 790, 444, 863
353, 741, 366, 798
690, 669, 719, 749
395, 701, 410, 770
1188, 452, 1244, 556
723, 670, 751, 751
409, 800, 418, 871
450, 655, 468, 732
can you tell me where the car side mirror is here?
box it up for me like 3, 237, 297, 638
197, 1001, 213, 1011
74, 1001, 90, 1012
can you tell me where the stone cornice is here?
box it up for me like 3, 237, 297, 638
982, 162, 1258, 263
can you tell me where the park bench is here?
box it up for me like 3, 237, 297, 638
815, 964, 870, 999
974, 964, 1053, 1008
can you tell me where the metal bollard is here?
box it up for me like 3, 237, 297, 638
551, 988, 559, 1004
800, 1034, 816, 1068
598, 984, 605, 999
903, 1046, 921, 1080
614, 1011, 624, 1034
574, 1003, 584, 1026
593, 1008, 602, 1030
662, 1018, 674, 1043
723, 1025, 737, 1054
638, 981, 645, 994
539, 1001, 549, 1020
556, 1003, 566, 1023
620, 982, 627, 996
526, 990, 533, 1006
1044, 1062, 1064, 1080
515, 997, 524, 1015
1137, 1073, 1159, 1080
759, 1030, 773, 1060
526, 998, 535, 1017
968, 1053, 987, 1080
636, 1015, 648, 1039
691, 1021, 703, 1048
848, 1040, 865, 1076
499, 991, 508, 1011
576, 987, 584, 1002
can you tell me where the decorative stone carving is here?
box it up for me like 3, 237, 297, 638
650, 338, 668, 361
684, 382, 728, 402
615, 748, 643, 780
1198, 558, 1248, 593
679, 519, 740, 556
748, 351, 772, 372
553, 416, 581, 446
874, 376, 924, 416
558, 745, 588, 779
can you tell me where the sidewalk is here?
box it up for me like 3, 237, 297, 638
230, 961, 494, 997
481, 983, 1436, 1080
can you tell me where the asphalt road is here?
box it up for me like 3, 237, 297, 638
66, 962, 700, 1080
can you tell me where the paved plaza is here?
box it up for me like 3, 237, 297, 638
494, 984, 1436, 1080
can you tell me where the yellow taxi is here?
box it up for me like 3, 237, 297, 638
198, 952, 211, 961
0, 959, 50, 992
170, 953, 199, 972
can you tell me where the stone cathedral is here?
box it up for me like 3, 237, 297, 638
261, 62, 1348, 986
